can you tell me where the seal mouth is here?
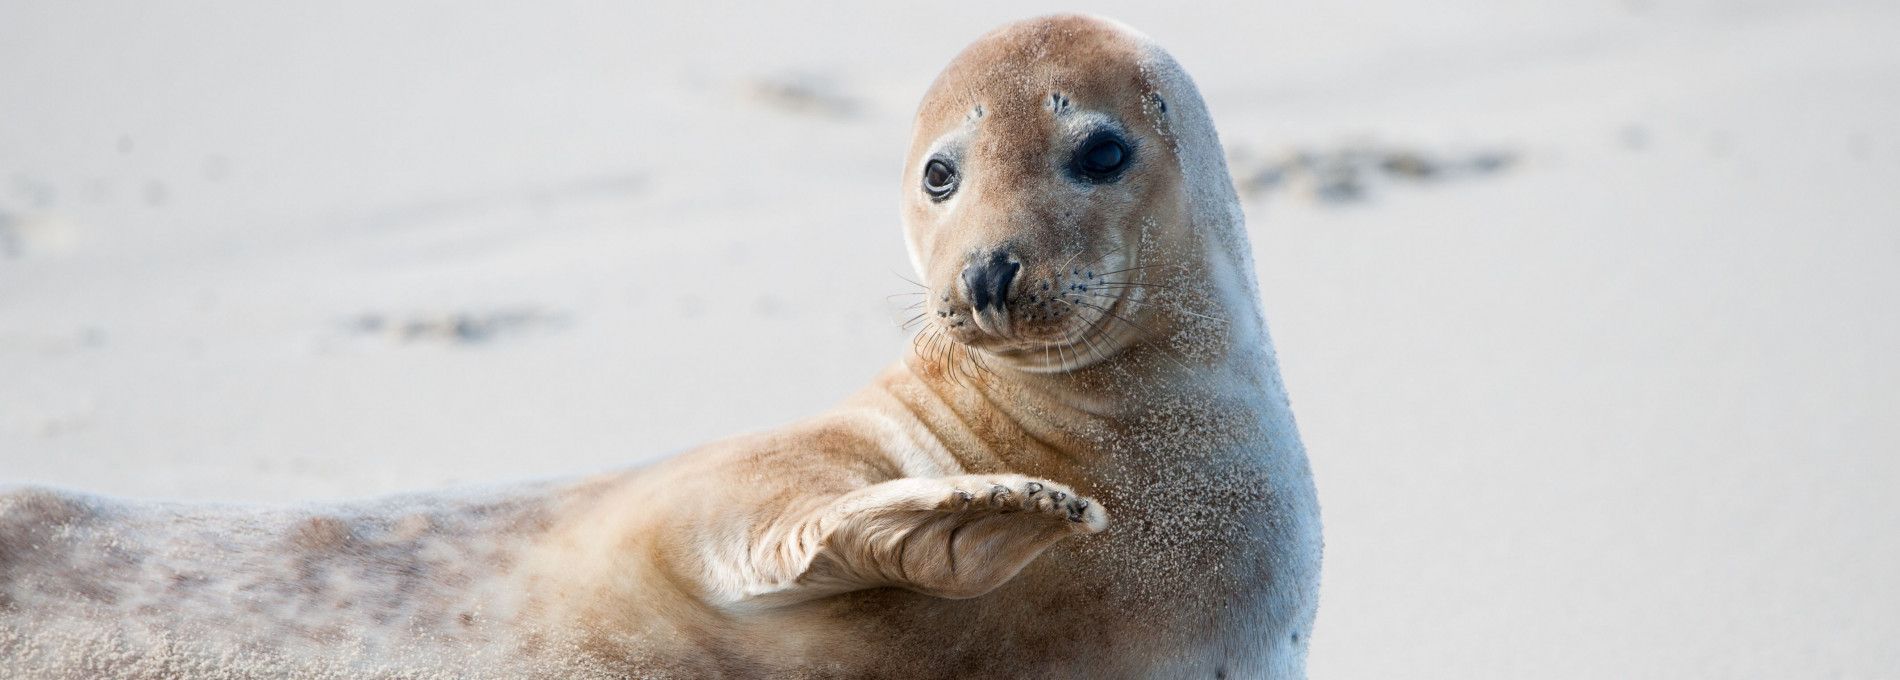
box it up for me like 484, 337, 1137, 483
977, 284, 1140, 372
918, 248, 1148, 373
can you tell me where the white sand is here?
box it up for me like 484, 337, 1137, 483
3, 1, 1898, 676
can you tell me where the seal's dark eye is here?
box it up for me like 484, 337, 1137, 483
923, 159, 958, 201
1073, 132, 1131, 181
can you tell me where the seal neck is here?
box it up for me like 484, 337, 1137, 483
884, 246, 1291, 470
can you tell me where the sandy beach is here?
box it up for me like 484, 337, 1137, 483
4, 1, 1898, 676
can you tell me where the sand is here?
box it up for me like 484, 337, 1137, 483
3, 1, 1898, 676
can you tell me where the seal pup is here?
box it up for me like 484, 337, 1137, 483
0, 14, 1321, 679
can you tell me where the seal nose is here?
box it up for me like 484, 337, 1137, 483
961, 251, 1020, 313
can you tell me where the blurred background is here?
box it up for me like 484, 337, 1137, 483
3, 1, 1896, 677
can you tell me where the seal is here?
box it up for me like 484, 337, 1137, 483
0, 14, 1321, 679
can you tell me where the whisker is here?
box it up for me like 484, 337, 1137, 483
1092, 263, 1162, 278
1072, 299, 1199, 373
943, 335, 967, 387
1093, 280, 1184, 292
1043, 307, 1077, 370
891, 271, 928, 290
1082, 286, 1227, 324
956, 343, 978, 385
1072, 300, 1153, 339
1049, 297, 1107, 367
911, 327, 933, 363
970, 347, 997, 380
1056, 332, 1079, 371
1077, 243, 1127, 269
1076, 286, 1152, 308
929, 335, 951, 385
1078, 292, 1155, 321
1076, 315, 1110, 365
921, 328, 942, 365
1057, 249, 1088, 279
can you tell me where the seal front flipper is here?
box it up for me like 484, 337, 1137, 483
735, 474, 1106, 606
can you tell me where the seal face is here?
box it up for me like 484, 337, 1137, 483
0, 14, 1320, 680
902, 18, 1190, 371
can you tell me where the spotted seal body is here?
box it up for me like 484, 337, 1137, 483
1, 14, 1320, 679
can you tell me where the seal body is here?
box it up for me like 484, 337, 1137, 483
0, 14, 1320, 679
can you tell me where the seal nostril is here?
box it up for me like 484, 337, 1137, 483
962, 264, 992, 312
961, 252, 1021, 313
993, 260, 1019, 307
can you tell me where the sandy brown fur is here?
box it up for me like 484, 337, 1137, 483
0, 14, 1319, 679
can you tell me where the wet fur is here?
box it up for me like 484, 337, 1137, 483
0, 14, 1320, 679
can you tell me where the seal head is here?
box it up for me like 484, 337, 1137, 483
903, 15, 1252, 374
